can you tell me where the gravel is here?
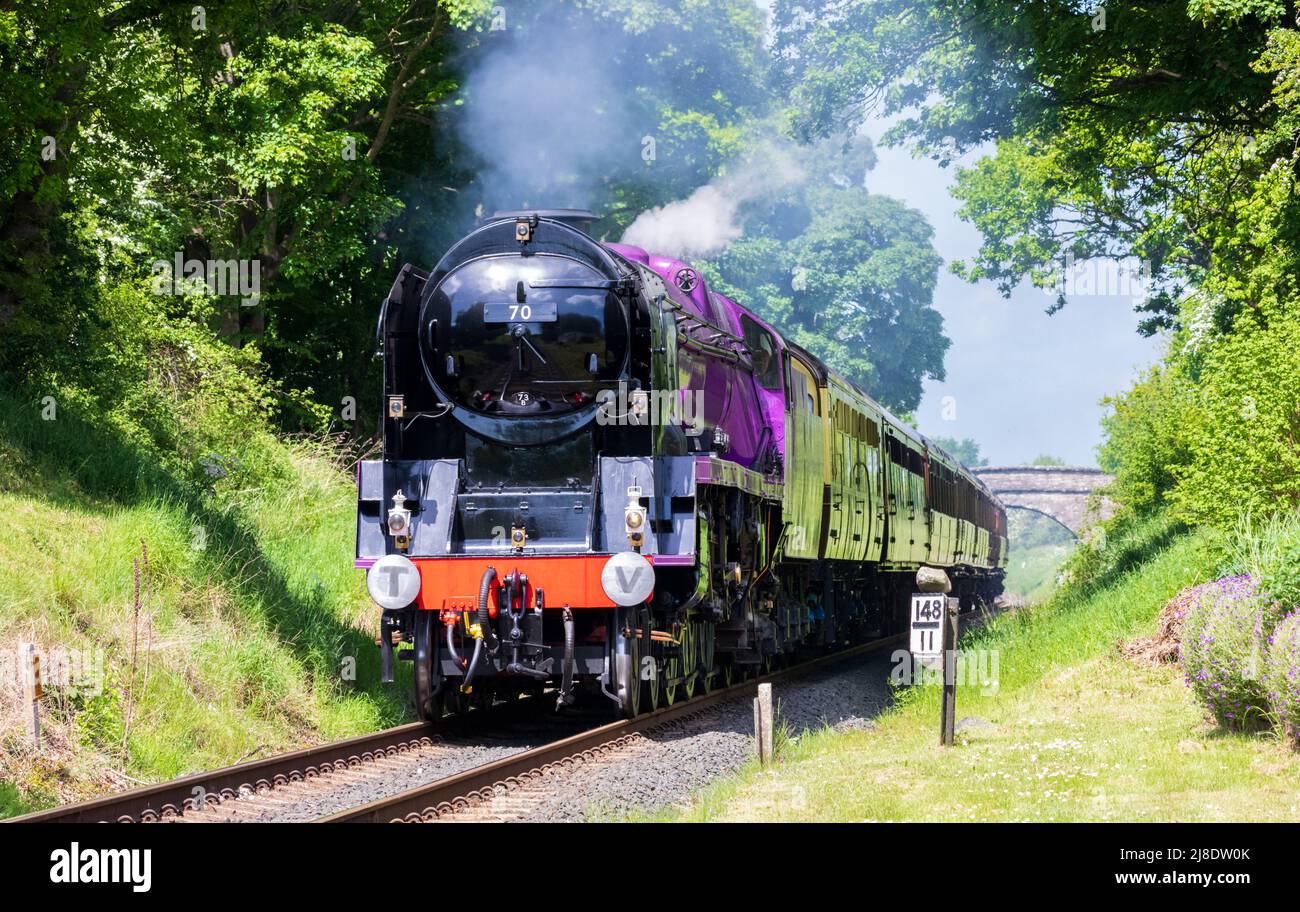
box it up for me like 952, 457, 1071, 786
443, 648, 899, 822
180, 648, 898, 822
181, 706, 603, 823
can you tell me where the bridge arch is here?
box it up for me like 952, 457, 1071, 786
972, 466, 1115, 536
1002, 503, 1080, 540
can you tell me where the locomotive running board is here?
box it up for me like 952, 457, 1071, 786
693, 454, 783, 502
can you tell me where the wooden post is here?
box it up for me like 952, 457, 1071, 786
940, 597, 959, 747
22, 642, 42, 749
754, 682, 774, 765
913, 567, 957, 748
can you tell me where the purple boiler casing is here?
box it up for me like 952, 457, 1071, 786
605, 242, 786, 477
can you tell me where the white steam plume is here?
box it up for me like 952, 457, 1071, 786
620, 143, 804, 258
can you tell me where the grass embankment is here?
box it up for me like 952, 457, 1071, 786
0, 385, 404, 818
1002, 541, 1072, 603
1002, 510, 1075, 602
662, 515, 1300, 822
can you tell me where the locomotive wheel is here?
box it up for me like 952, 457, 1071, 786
641, 607, 661, 713
626, 631, 642, 717
413, 611, 441, 723
699, 621, 716, 693
665, 620, 696, 705
644, 659, 661, 713
614, 606, 641, 718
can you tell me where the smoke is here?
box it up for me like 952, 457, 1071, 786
456, 6, 803, 259
621, 185, 743, 259
457, 15, 641, 212
620, 143, 805, 258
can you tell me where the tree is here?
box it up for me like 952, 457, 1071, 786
1031, 454, 1067, 467
0, 0, 780, 427
1, 0, 953, 437
703, 136, 947, 413
0, 2, 492, 394
931, 436, 987, 468
770, 0, 1287, 335
767, 1, 1300, 525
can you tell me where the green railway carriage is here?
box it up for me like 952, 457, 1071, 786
824, 374, 885, 564
780, 347, 826, 560
882, 419, 931, 566
779, 340, 1007, 579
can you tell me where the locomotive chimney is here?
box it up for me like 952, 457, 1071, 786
489, 208, 600, 234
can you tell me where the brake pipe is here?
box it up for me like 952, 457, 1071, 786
461, 566, 498, 693
557, 606, 576, 708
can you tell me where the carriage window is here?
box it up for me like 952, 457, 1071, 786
863, 418, 880, 446
907, 446, 924, 475
789, 357, 819, 414
789, 370, 806, 412
741, 315, 781, 391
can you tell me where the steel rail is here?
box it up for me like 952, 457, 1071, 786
5, 721, 439, 824
7, 630, 912, 824
319, 632, 907, 823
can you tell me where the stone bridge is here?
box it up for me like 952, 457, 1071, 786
971, 466, 1115, 535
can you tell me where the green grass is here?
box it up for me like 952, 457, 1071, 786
655, 517, 1300, 822
1003, 542, 1073, 602
1002, 510, 1076, 602
0, 384, 409, 816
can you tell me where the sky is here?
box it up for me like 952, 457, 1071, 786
747, 0, 1163, 466
861, 131, 1167, 467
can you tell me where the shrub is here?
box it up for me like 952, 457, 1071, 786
1098, 361, 1194, 513
1264, 612, 1300, 744
1167, 300, 1300, 527
1227, 510, 1300, 615
4, 279, 340, 504
1180, 574, 1276, 729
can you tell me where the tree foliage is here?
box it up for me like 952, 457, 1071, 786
772, 0, 1291, 334
0, 0, 826, 433
0, 0, 951, 435
931, 436, 987, 467
773, 0, 1300, 524
1, 1, 496, 416
703, 137, 946, 412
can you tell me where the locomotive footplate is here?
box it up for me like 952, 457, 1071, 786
432, 604, 609, 680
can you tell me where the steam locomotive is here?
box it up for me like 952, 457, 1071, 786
358, 209, 1007, 721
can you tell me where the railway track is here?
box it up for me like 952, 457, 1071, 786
4, 691, 607, 823
322, 632, 907, 823
8, 631, 908, 824
6, 720, 444, 823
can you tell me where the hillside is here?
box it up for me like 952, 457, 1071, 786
660, 516, 1300, 822
0, 321, 402, 817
